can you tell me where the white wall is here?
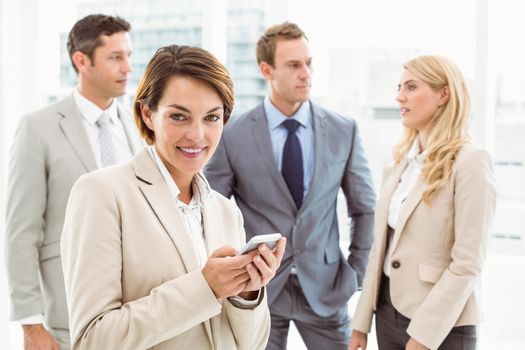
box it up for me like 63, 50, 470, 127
202, 0, 227, 63
1, 0, 41, 348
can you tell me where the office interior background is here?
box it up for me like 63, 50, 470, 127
0, 0, 523, 348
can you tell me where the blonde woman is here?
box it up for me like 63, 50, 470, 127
349, 55, 496, 350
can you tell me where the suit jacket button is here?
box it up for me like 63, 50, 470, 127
391, 260, 401, 269
293, 249, 301, 257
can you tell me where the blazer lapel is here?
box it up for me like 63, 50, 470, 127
369, 160, 407, 259
250, 104, 296, 208
58, 95, 98, 172
298, 102, 324, 213
390, 169, 425, 253
132, 150, 201, 273
201, 199, 226, 256
200, 199, 224, 345
377, 160, 408, 230
133, 150, 214, 345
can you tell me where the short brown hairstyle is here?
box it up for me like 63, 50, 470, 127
67, 14, 131, 73
256, 22, 307, 67
133, 45, 234, 145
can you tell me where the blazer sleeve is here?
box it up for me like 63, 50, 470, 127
61, 175, 223, 350
341, 120, 376, 287
406, 149, 497, 349
205, 136, 235, 198
5, 115, 47, 320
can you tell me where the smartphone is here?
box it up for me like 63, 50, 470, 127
237, 233, 282, 255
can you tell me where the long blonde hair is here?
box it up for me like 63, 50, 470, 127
392, 55, 470, 205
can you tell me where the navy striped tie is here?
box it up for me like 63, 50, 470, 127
281, 119, 304, 209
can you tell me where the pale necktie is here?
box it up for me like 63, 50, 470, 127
96, 112, 117, 167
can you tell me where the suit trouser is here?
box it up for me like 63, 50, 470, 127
375, 274, 477, 350
266, 274, 350, 350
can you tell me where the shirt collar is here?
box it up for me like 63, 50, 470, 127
148, 146, 212, 209
264, 96, 311, 131
407, 136, 426, 163
73, 87, 119, 126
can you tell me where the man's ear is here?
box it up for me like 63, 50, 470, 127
259, 61, 273, 80
72, 51, 91, 74
140, 103, 154, 131
439, 86, 450, 106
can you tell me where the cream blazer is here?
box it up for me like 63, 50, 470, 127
351, 143, 497, 350
61, 149, 270, 350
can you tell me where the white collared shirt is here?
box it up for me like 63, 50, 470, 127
384, 137, 426, 276
73, 88, 133, 167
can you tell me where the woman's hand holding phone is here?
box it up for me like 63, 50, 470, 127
239, 234, 287, 296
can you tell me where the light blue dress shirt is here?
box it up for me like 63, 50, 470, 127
264, 96, 315, 199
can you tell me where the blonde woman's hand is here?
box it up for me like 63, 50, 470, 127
348, 329, 367, 350
406, 337, 428, 350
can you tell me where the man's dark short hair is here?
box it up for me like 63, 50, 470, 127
67, 14, 131, 73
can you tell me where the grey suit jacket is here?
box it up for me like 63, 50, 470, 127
205, 101, 376, 316
5, 94, 143, 329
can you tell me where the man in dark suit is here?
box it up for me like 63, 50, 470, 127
205, 22, 376, 349
5, 14, 142, 350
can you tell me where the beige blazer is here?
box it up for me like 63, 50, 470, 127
60, 149, 270, 350
5, 94, 142, 331
352, 143, 497, 350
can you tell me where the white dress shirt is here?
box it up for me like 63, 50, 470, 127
73, 88, 133, 167
383, 137, 426, 276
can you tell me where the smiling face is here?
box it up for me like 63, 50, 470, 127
396, 69, 447, 132
260, 37, 312, 116
141, 76, 224, 187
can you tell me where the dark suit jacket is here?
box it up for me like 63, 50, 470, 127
205, 101, 376, 316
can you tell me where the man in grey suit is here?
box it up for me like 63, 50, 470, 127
5, 14, 142, 350
205, 22, 376, 349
